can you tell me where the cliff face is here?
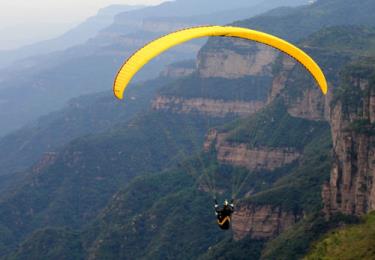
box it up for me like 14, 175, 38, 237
204, 129, 300, 171
287, 88, 329, 121
195, 49, 329, 240
268, 55, 330, 121
198, 40, 278, 79
217, 145, 300, 171
232, 204, 300, 240
152, 96, 265, 117
159, 61, 196, 78
323, 65, 375, 217
152, 37, 282, 117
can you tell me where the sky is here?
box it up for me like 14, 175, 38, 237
0, 0, 167, 50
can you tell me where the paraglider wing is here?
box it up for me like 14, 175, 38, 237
113, 26, 328, 100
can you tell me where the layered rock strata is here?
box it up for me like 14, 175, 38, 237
232, 204, 300, 240
323, 70, 375, 216
152, 96, 265, 117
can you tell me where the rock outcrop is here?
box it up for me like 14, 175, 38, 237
204, 129, 301, 171
159, 61, 196, 78
198, 40, 278, 79
152, 96, 265, 117
232, 204, 300, 240
217, 145, 300, 171
31, 152, 57, 174
287, 88, 330, 121
268, 55, 330, 121
323, 65, 375, 217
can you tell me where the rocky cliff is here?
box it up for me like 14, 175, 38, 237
195, 48, 330, 240
323, 61, 375, 217
153, 39, 279, 117
267, 55, 330, 121
204, 129, 301, 171
152, 96, 265, 117
198, 40, 278, 79
159, 60, 196, 78
232, 204, 300, 240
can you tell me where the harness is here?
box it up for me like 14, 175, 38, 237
217, 215, 231, 226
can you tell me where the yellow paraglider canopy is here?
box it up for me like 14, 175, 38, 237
113, 25, 328, 100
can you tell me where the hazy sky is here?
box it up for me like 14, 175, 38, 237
0, 0, 168, 50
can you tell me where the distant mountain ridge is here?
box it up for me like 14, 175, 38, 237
0, 0, 309, 137
0, 5, 144, 69
0, 23, 374, 259
0, 0, 374, 258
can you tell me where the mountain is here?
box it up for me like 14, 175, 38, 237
199, 0, 375, 59
0, 0, 374, 258
239, 0, 375, 42
0, 0, 309, 138
102, 0, 308, 36
305, 212, 375, 259
322, 57, 375, 217
0, 76, 175, 179
0, 5, 144, 69
1, 23, 374, 258
81, 25, 375, 259
0, 110, 222, 256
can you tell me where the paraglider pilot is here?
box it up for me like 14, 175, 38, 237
214, 199, 234, 230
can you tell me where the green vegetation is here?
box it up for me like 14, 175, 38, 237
224, 100, 330, 151
348, 119, 375, 136
244, 119, 331, 213
262, 216, 329, 260
159, 74, 272, 101
305, 212, 375, 260
3, 1, 375, 258
0, 111, 221, 257
0, 76, 172, 177
199, 237, 265, 260
238, 0, 375, 42
262, 214, 359, 260
304, 26, 375, 56
7, 228, 83, 260
82, 170, 226, 259
82, 93, 332, 258
332, 58, 375, 127
179, 151, 299, 202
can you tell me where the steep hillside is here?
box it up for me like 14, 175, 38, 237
28, 24, 363, 253
198, 0, 375, 92
48, 97, 330, 259
323, 58, 375, 216
305, 212, 375, 259
0, 110, 222, 256
1, 2, 375, 259
0, 5, 143, 69
6, 228, 83, 260
0, 0, 308, 137
0, 76, 171, 178
237, 0, 375, 42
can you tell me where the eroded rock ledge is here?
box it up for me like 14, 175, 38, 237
323, 72, 375, 217
152, 96, 265, 117
204, 129, 301, 171
232, 204, 300, 240
267, 56, 330, 121
198, 42, 278, 79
